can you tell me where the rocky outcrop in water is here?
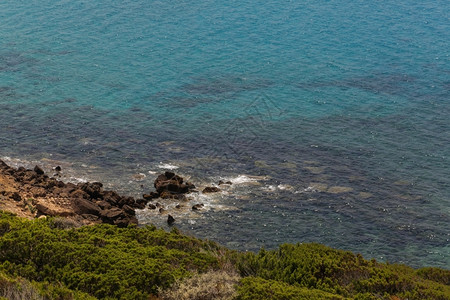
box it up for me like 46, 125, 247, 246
152, 171, 196, 200
155, 171, 196, 194
139, 171, 226, 216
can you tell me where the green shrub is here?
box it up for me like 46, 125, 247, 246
235, 243, 450, 299
417, 267, 450, 285
0, 211, 448, 300
236, 243, 369, 295
34, 281, 96, 300
236, 276, 344, 300
0, 221, 10, 236
0, 211, 221, 299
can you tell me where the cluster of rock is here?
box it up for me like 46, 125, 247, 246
149, 171, 230, 199
0, 160, 229, 227
141, 171, 197, 203
138, 171, 227, 225
0, 160, 142, 227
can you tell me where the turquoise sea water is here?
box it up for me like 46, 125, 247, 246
1, 0, 449, 268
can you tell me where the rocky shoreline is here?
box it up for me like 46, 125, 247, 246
0, 159, 223, 227
0, 159, 141, 226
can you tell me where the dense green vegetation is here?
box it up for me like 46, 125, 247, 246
236, 277, 344, 300
0, 211, 219, 299
0, 211, 449, 299
236, 244, 450, 299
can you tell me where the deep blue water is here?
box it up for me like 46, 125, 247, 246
0, 0, 449, 268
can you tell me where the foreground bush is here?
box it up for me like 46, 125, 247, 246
236, 276, 343, 300
236, 243, 450, 299
0, 211, 220, 299
0, 211, 449, 299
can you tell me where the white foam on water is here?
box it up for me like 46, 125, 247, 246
295, 186, 315, 194
189, 192, 220, 208
136, 186, 241, 226
262, 185, 277, 192
64, 175, 89, 184
157, 163, 179, 170
223, 174, 268, 185
277, 184, 294, 191
1, 156, 38, 169
1, 156, 91, 184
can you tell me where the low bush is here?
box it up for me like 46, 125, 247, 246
0, 211, 448, 300
416, 267, 450, 285
0, 211, 221, 299
236, 276, 343, 300
236, 243, 450, 299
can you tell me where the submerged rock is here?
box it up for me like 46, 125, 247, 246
202, 186, 221, 193
327, 186, 353, 194
358, 192, 373, 199
167, 214, 175, 225
218, 180, 232, 185
192, 204, 204, 211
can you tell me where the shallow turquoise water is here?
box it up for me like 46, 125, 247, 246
0, 0, 449, 268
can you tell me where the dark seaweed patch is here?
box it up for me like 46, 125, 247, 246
442, 81, 450, 91
145, 90, 226, 108
183, 75, 273, 95
166, 96, 216, 108
297, 73, 417, 97
0, 86, 16, 97
0, 52, 39, 72
41, 98, 77, 106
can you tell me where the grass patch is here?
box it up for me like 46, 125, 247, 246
159, 270, 240, 300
